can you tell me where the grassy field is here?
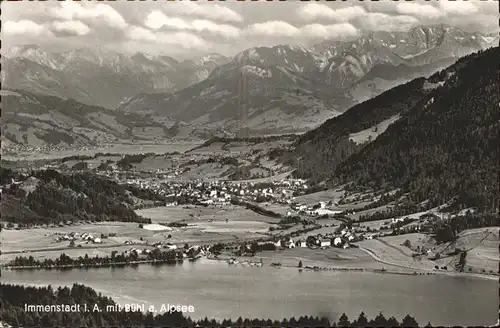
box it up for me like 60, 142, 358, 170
136, 205, 278, 244
358, 236, 445, 271
1, 205, 278, 258
294, 189, 345, 205
4, 143, 200, 161
0, 245, 151, 265
357, 228, 499, 277
188, 139, 294, 157
136, 205, 280, 224
454, 228, 499, 274
234, 247, 419, 273
1, 222, 150, 253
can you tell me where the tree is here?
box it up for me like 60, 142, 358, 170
387, 316, 399, 327
354, 311, 368, 327
371, 312, 389, 327
338, 313, 350, 327
298, 260, 303, 268
401, 314, 419, 328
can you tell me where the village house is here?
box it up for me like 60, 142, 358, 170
320, 239, 331, 247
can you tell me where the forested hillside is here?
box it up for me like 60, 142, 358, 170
0, 170, 155, 226
289, 47, 499, 212
285, 77, 429, 180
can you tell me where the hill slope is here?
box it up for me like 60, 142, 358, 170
1, 89, 211, 149
289, 47, 499, 211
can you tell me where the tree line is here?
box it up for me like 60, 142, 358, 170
6, 248, 183, 270
0, 283, 427, 327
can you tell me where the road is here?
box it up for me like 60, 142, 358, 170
475, 251, 500, 262
358, 244, 497, 281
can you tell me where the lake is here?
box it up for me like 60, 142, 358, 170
2, 259, 497, 326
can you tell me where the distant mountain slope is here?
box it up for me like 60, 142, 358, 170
120, 25, 494, 135
1, 89, 211, 148
289, 47, 499, 211
120, 45, 341, 136
334, 57, 458, 108
2, 45, 229, 109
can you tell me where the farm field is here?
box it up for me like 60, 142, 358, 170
4, 143, 201, 161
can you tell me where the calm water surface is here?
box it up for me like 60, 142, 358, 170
3, 259, 497, 326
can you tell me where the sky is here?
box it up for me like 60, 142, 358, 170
2, 0, 498, 58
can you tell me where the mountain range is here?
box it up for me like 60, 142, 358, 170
2, 24, 498, 140
119, 25, 497, 135
2, 45, 229, 109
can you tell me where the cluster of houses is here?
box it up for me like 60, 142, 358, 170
124, 242, 209, 260
115, 177, 311, 207
55, 232, 105, 244
271, 227, 364, 250
288, 201, 344, 217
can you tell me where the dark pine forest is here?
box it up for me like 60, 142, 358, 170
287, 47, 499, 213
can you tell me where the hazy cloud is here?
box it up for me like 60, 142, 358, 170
298, 4, 367, 23
395, 3, 444, 20
301, 23, 358, 39
49, 2, 127, 29
354, 13, 420, 31
3, 20, 47, 36
245, 21, 358, 40
2, 1, 497, 58
245, 21, 299, 37
126, 25, 209, 51
51, 20, 91, 36
438, 1, 480, 16
144, 10, 190, 30
163, 2, 243, 23
144, 10, 240, 38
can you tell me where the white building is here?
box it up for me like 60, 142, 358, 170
320, 239, 331, 247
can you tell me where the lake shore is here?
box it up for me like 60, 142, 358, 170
2, 258, 496, 327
